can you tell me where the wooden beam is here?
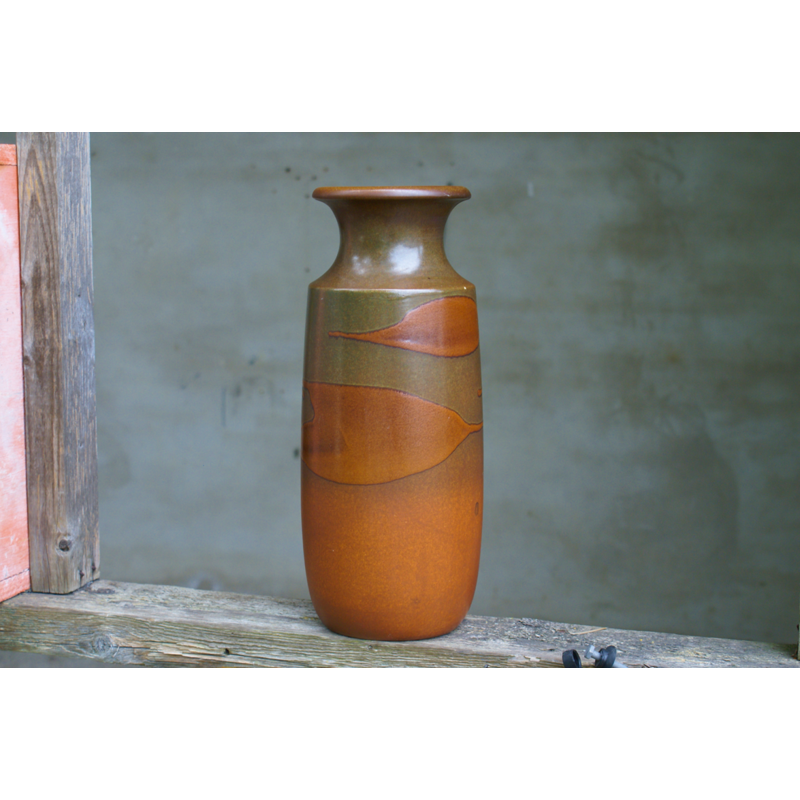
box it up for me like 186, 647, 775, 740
0, 144, 31, 602
16, 133, 98, 593
0, 581, 796, 667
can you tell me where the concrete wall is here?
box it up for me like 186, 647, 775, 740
3, 132, 799, 645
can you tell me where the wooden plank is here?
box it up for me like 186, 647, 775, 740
0, 581, 796, 667
16, 133, 98, 593
0, 143, 31, 602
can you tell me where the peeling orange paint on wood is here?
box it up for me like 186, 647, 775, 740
0, 145, 30, 602
0, 144, 16, 166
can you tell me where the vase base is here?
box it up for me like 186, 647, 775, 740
311, 604, 469, 642
301, 432, 482, 644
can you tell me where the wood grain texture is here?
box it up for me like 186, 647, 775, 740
0, 146, 30, 602
16, 133, 98, 593
0, 581, 796, 667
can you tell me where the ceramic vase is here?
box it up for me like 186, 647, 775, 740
301, 186, 483, 641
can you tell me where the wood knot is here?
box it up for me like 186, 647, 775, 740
57, 538, 71, 552
92, 635, 116, 656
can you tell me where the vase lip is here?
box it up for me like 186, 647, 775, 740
312, 185, 470, 201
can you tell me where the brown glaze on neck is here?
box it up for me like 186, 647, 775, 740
311, 186, 472, 291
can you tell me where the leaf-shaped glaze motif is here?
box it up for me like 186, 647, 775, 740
329, 296, 479, 357
302, 381, 483, 484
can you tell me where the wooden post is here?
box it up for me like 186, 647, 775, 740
16, 133, 99, 593
0, 144, 30, 602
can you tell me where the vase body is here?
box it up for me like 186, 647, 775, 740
301, 186, 483, 641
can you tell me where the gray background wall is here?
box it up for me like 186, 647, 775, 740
2, 132, 798, 650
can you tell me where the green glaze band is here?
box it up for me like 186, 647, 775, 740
303, 287, 482, 424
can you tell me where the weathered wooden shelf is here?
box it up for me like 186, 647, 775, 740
0, 580, 796, 667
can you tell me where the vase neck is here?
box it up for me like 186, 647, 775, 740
312, 189, 471, 290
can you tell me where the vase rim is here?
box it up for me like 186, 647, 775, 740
312, 186, 470, 201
